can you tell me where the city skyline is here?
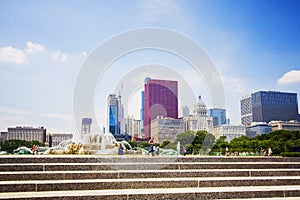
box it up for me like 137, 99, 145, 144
0, 1, 300, 133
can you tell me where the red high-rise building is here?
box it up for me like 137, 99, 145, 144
144, 78, 178, 139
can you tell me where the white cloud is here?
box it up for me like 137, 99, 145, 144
0, 41, 44, 64
81, 51, 88, 56
51, 51, 68, 62
0, 46, 28, 64
278, 70, 300, 85
25, 41, 44, 54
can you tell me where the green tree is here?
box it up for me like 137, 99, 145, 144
174, 131, 196, 146
160, 140, 171, 148
128, 141, 137, 148
172, 130, 216, 155
138, 141, 150, 149
0, 140, 44, 153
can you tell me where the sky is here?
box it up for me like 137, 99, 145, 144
0, 0, 300, 134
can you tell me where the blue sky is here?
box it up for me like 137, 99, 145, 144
0, 0, 300, 133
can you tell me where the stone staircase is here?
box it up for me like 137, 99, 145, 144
1, 155, 300, 199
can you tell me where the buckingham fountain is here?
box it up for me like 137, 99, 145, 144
44, 131, 178, 155
44, 132, 148, 155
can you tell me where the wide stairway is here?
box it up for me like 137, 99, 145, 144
1, 155, 300, 199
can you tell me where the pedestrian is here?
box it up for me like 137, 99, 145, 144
156, 146, 160, 156
225, 147, 229, 156
35, 145, 39, 155
118, 143, 123, 155
183, 146, 187, 156
148, 137, 154, 156
262, 149, 267, 156
268, 147, 272, 156
31, 145, 36, 155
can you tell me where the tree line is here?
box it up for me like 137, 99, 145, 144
132, 130, 300, 156
0, 140, 44, 153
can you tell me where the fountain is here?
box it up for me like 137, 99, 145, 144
44, 131, 180, 155
44, 132, 119, 155
177, 141, 181, 155
44, 131, 150, 155
81, 132, 118, 154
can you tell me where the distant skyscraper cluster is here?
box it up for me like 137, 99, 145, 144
3, 80, 299, 146
103, 78, 300, 143
2, 81, 299, 146
104, 77, 234, 142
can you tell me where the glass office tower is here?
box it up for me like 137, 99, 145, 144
208, 108, 227, 127
107, 94, 120, 135
241, 91, 298, 125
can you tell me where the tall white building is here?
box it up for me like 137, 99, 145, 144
183, 96, 213, 134
7, 126, 46, 143
213, 124, 245, 142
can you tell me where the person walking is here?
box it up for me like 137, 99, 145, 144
268, 147, 272, 156
148, 137, 154, 156
31, 145, 36, 155
225, 147, 229, 156
183, 146, 187, 156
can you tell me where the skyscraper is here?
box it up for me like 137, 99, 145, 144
241, 91, 299, 125
208, 108, 227, 127
181, 105, 190, 118
140, 91, 145, 137
107, 94, 121, 135
144, 78, 178, 139
241, 95, 252, 125
81, 118, 92, 135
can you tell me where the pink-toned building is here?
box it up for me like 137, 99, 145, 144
144, 78, 178, 140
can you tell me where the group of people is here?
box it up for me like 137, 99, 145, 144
31, 144, 39, 155
148, 137, 160, 156
262, 148, 273, 156
225, 146, 273, 156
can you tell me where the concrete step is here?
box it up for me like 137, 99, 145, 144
1, 185, 300, 199
1, 155, 300, 164
219, 198, 300, 200
1, 155, 300, 199
1, 176, 300, 193
1, 162, 300, 171
2, 169, 300, 181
